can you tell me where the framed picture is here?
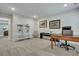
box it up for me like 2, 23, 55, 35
39, 20, 47, 28
49, 20, 60, 29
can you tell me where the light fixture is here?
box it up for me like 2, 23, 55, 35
64, 4, 68, 7
11, 8, 15, 11
33, 16, 36, 18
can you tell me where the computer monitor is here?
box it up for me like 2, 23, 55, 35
62, 26, 71, 30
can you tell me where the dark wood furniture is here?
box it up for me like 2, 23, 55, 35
40, 32, 51, 39
4, 31, 8, 36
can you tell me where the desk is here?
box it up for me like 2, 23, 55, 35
50, 34, 79, 48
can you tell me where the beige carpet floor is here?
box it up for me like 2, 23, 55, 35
0, 37, 79, 56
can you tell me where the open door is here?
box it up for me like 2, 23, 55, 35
0, 19, 8, 38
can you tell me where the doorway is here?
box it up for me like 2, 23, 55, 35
0, 18, 9, 39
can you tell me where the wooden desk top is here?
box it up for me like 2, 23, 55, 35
50, 34, 79, 42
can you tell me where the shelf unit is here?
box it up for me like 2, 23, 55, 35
16, 24, 30, 40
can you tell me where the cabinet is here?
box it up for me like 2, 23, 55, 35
23, 24, 30, 39
16, 24, 30, 40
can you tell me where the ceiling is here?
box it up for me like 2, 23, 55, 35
0, 3, 79, 19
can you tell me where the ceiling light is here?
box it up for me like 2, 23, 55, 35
11, 8, 15, 11
33, 16, 36, 18
64, 4, 68, 7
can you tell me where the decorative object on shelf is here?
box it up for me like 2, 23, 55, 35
24, 24, 30, 33
17, 24, 23, 33
49, 19, 60, 29
39, 20, 47, 28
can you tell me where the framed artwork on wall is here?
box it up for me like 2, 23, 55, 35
39, 20, 47, 28
49, 20, 60, 29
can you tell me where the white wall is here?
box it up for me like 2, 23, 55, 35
34, 19, 38, 31
37, 8, 79, 36
12, 14, 35, 41
0, 12, 11, 19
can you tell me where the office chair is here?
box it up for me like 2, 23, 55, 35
60, 26, 75, 50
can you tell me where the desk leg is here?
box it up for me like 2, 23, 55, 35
51, 41, 53, 48
54, 39, 56, 46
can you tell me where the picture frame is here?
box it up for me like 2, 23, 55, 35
49, 20, 60, 29
39, 20, 47, 28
